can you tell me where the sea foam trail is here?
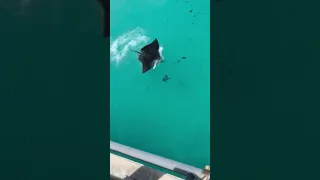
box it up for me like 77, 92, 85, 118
110, 28, 148, 65
110, 27, 164, 66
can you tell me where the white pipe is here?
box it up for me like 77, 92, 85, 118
110, 141, 207, 179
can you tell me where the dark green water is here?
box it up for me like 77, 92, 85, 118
1, 1, 109, 179
110, 0, 210, 168
212, 0, 320, 179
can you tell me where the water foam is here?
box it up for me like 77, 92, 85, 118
110, 28, 149, 65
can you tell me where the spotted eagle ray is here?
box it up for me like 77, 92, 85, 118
130, 38, 163, 74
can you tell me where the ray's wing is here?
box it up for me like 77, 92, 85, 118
141, 39, 160, 54
142, 61, 153, 73
149, 39, 160, 51
140, 44, 153, 54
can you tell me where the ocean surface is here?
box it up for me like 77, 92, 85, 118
110, 0, 210, 167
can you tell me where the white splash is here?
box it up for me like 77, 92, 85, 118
110, 27, 149, 65
159, 46, 164, 60
152, 47, 164, 69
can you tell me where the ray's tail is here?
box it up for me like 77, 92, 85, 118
129, 49, 141, 54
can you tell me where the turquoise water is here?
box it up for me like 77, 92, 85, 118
110, 0, 210, 167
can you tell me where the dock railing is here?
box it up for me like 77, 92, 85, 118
110, 141, 210, 180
